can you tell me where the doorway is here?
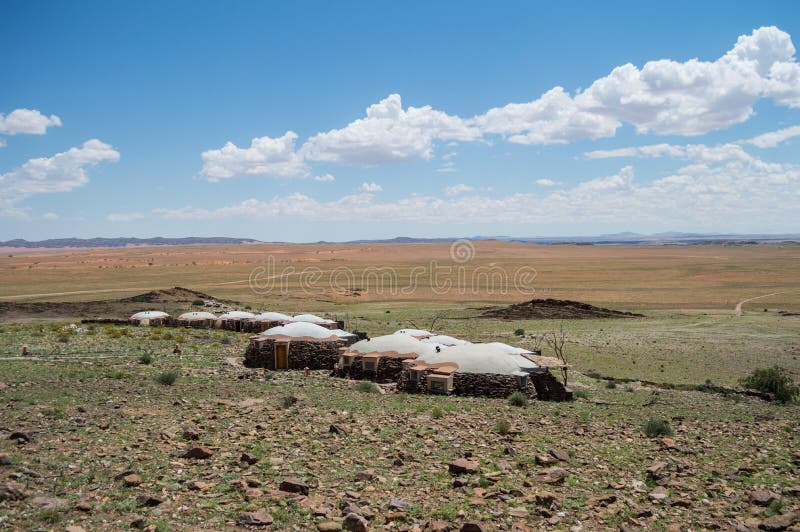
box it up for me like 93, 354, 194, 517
275, 344, 289, 369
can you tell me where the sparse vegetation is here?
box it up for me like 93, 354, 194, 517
642, 418, 673, 438
354, 381, 376, 393
139, 352, 153, 364
494, 418, 512, 434
156, 370, 179, 386
192, 299, 205, 306
508, 391, 529, 407
513, 328, 525, 336
431, 406, 443, 418
740, 366, 799, 403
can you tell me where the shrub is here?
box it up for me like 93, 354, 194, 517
161, 331, 173, 341
573, 389, 589, 399
57, 335, 70, 343
605, 380, 617, 389
642, 418, 673, 438
494, 418, 512, 435
586, 371, 602, 380
740, 366, 799, 403
513, 328, 525, 337
220, 335, 232, 345
192, 299, 205, 306
354, 381, 375, 393
156, 370, 179, 386
174, 334, 187, 343
108, 370, 125, 380
431, 406, 443, 419
508, 391, 529, 407
139, 353, 153, 365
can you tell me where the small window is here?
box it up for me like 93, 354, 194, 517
515, 374, 529, 389
430, 380, 444, 391
363, 361, 376, 371
409, 371, 418, 382
341, 356, 351, 367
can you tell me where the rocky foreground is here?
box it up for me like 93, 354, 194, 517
0, 324, 799, 531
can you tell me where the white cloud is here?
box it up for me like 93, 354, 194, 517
360, 181, 382, 192
200, 131, 308, 181
445, 184, 475, 196
107, 212, 145, 222
301, 94, 480, 165
314, 173, 336, 182
535, 178, 561, 186
437, 161, 458, 173
0, 108, 62, 135
42, 212, 59, 221
0, 138, 6, 148
745, 124, 800, 148
476, 26, 800, 143
584, 142, 758, 165
0, 139, 120, 217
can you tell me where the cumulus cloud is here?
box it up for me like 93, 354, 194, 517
314, 173, 336, 182
437, 161, 458, 173
0, 138, 6, 148
360, 182, 382, 192
745, 124, 800, 148
0, 139, 120, 217
42, 212, 59, 220
200, 131, 308, 181
107, 212, 145, 222
476, 26, 800, 143
445, 184, 475, 196
301, 94, 481, 165
584, 142, 758, 165
535, 179, 561, 186
0, 108, 62, 135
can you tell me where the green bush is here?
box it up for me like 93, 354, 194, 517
573, 389, 589, 399
57, 335, 70, 343
494, 418, 512, 435
192, 299, 205, 306
513, 328, 525, 336
139, 353, 153, 365
642, 418, 673, 438
156, 370, 179, 386
220, 335, 232, 345
431, 406, 443, 419
740, 366, 799, 403
605, 380, 617, 389
508, 391, 529, 407
108, 370, 125, 380
354, 381, 375, 393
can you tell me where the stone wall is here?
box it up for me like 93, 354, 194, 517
528, 370, 572, 401
241, 320, 283, 334
243, 337, 343, 370
334, 355, 407, 383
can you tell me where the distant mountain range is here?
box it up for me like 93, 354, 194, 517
0, 237, 259, 249
1, 233, 798, 249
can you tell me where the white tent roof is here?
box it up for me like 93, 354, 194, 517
394, 328, 432, 338
484, 342, 534, 355
349, 334, 438, 356
219, 311, 255, 320
416, 343, 537, 375
178, 311, 218, 320
261, 321, 343, 339
421, 334, 471, 346
291, 313, 336, 324
253, 312, 292, 322
130, 310, 169, 320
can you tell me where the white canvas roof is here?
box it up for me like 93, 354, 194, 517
291, 313, 336, 324
130, 310, 169, 320
253, 312, 292, 322
394, 328, 432, 338
421, 335, 471, 346
178, 311, 218, 320
416, 343, 538, 375
261, 321, 342, 339
349, 334, 438, 356
219, 311, 256, 320
484, 342, 534, 355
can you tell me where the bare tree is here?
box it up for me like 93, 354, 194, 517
545, 322, 569, 387
406, 312, 446, 333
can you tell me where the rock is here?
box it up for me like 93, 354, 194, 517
29, 496, 68, 510
9, 431, 31, 443
238, 510, 274, 526
240, 452, 259, 465
586, 493, 617, 507
649, 486, 669, 501
131, 516, 147, 529
66, 526, 86, 532
385, 511, 407, 521
449, 458, 479, 475
342, 512, 368, 532
283, 396, 298, 408
388, 497, 413, 510
453, 477, 468, 488
536, 467, 567, 484
749, 489, 781, 506
182, 427, 200, 440
460, 523, 486, 532
759, 512, 799, 531
0, 454, 11, 465
318, 522, 342, 531
279, 478, 309, 495
508, 507, 529, 518
188, 480, 214, 491
244, 488, 263, 500
535, 491, 558, 507
425, 521, 452, 532
647, 461, 668, 479
535, 454, 557, 466
123, 473, 143, 487
182, 446, 213, 459
136, 495, 163, 507
329, 424, 347, 435
548, 449, 569, 462
0, 481, 28, 501
355, 469, 375, 482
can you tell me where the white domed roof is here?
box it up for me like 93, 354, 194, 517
484, 342, 534, 355
416, 344, 533, 375
394, 328, 432, 338
261, 321, 340, 339
253, 312, 292, 322
349, 334, 438, 356
130, 310, 169, 320
178, 311, 218, 320
421, 335, 471, 346
291, 313, 336, 324
331, 329, 356, 338
219, 311, 256, 319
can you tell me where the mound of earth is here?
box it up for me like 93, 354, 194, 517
481, 298, 644, 320
120, 287, 234, 305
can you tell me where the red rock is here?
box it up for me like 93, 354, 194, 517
749, 489, 781, 506
536, 467, 566, 484
449, 458, 479, 475
182, 446, 213, 459
342, 512, 368, 532
123, 473, 142, 487
279, 477, 310, 495
238, 510, 274, 526
548, 449, 569, 462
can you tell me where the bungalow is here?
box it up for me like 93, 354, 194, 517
291, 313, 342, 330
244, 322, 357, 370
335, 334, 439, 383
129, 311, 170, 327
217, 310, 256, 332
241, 311, 293, 333
176, 311, 218, 329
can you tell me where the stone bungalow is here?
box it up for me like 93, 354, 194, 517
241, 311, 293, 334
217, 310, 256, 332
175, 311, 218, 329
244, 322, 357, 370
129, 310, 170, 327
335, 334, 441, 383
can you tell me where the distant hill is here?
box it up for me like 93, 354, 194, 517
0, 237, 260, 249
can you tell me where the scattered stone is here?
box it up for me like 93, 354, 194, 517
0, 454, 11, 466
136, 495, 163, 507
66, 526, 86, 532
749, 489, 781, 506
238, 510, 274, 526
342, 512, 368, 532
388, 497, 413, 510
182, 446, 213, 459
355, 469, 375, 482
29, 496, 68, 510
279, 478, 309, 495
329, 424, 347, 435
283, 396, 298, 408
649, 486, 670, 501
453, 477, 468, 488
508, 507, 529, 518
535, 454, 557, 466
536, 467, 567, 484
449, 458, 479, 475
548, 448, 569, 462
240, 452, 259, 466
9, 431, 31, 443
586, 493, 617, 507
123, 473, 143, 487
182, 427, 200, 440
647, 461, 668, 479
535, 491, 558, 508
318, 522, 342, 531
759, 512, 799, 531
0, 481, 27, 501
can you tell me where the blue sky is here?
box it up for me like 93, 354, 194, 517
1, 0, 799, 241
